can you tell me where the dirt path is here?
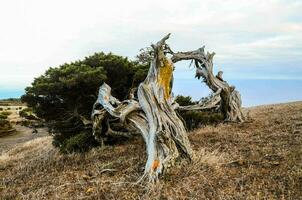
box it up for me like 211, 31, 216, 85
0, 105, 49, 153
0, 125, 49, 154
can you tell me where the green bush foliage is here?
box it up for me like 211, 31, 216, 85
0, 114, 8, 119
19, 108, 37, 120
175, 95, 224, 130
0, 119, 12, 131
179, 110, 224, 130
175, 95, 196, 106
21, 52, 149, 153
19, 120, 31, 127
57, 132, 99, 153
1, 111, 12, 116
0, 111, 12, 120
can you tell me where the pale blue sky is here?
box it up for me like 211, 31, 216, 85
0, 0, 301, 89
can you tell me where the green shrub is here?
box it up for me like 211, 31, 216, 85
22, 52, 149, 153
19, 108, 38, 120
20, 108, 31, 117
1, 111, 12, 116
19, 107, 32, 116
20, 120, 31, 127
175, 95, 224, 130
179, 110, 224, 130
57, 132, 99, 153
0, 114, 8, 119
0, 119, 12, 130
175, 95, 196, 106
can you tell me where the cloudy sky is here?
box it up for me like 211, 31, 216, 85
0, 0, 302, 90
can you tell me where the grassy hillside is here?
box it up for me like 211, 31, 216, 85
0, 102, 301, 199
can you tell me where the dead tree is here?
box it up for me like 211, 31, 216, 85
171, 47, 245, 122
92, 34, 193, 182
91, 34, 245, 183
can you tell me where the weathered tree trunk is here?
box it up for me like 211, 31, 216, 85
92, 34, 193, 182
171, 47, 245, 122
91, 34, 245, 183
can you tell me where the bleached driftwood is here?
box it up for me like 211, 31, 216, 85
92, 34, 193, 182
171, 47, 245, 122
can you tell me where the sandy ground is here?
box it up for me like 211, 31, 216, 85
0, 125, 49, 154
0, 106, 26, 123
0, 106, 49, 153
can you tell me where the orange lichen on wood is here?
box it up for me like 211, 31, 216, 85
152, 159, 160, 171
157, 58, 173, 100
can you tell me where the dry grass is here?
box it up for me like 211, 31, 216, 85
0, 105, 27, 123
0, 137, 53, 164
0, 101, 301, 199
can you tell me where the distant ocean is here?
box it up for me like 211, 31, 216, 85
0, 88, 25, 100
1, 79, 302, 107
173, 79, 302, 107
